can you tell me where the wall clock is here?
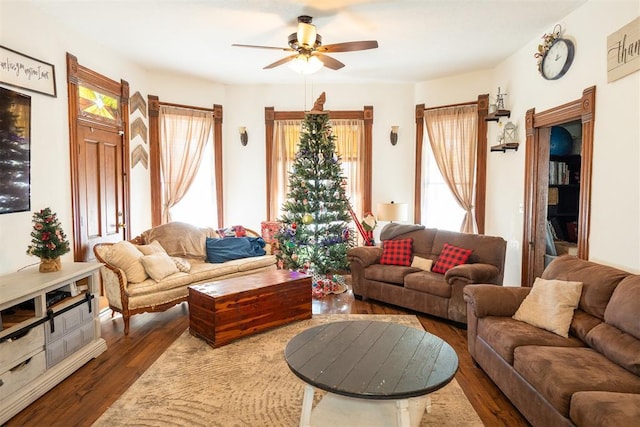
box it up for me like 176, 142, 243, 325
540, 37, 575, 80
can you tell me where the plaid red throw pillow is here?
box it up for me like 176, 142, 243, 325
432, 243, 473, 273
379, 238, 413, 266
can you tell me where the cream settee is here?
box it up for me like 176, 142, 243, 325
94, 222, 277, 334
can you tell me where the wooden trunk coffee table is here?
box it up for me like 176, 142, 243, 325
285, 320, 458, 427
188, 270, 311, 347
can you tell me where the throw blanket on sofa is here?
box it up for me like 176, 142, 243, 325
380, 223, 426, 241
206, 237, 266, 263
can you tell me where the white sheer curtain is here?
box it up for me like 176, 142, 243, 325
423, 105, 478, 233
270, 120, 301, 220
331, 119, 365, 219
270, 118, 365, 221
159, 106, 214, 224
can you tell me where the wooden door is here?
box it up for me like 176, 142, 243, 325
522, 87, 595, 286
75, 125, 125, 261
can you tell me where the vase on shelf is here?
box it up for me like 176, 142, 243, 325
40, 257, 62, 273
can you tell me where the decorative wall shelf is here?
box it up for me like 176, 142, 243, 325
490, 142, 519, 152
485, 109, 511, 122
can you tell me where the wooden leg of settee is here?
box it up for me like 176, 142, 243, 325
123, 315, 130, 335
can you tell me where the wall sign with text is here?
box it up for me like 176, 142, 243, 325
607, 17, 640, 83
0, 46, 57, 97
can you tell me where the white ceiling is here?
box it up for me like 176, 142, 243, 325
27, 0, 587, 85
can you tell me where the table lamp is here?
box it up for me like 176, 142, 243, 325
377, 201, 408, 223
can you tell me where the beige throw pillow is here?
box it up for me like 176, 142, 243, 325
171, 257, 192, 273
104, 241, 148, 283
140, 253, 180, 282
513, 277, 583, 338
136, 240, 167, 256
411, 256, 433, 272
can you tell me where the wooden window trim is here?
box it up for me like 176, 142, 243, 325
265, 107, 373, 221
148, 96, 223, 227
414, 95, 488, 233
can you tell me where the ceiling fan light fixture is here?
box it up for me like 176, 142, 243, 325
297, 22, 317, 48
288, 54, 323, 74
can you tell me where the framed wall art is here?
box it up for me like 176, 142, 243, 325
0, 86, 31, 214
0, 45, 57, 97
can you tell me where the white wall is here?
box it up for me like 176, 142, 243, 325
0, 1, 149, 273
222, 82, 415, 232
1, 0, 638, 280
415, 0, 640, 283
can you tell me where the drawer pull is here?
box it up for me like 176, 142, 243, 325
47, 308, 55, 334
10, 357, 32, 373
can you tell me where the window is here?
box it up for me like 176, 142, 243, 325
421, 132, 465, 231
148, 99, 223, 227
265, 107, 372, 227
159, 105, 215, 226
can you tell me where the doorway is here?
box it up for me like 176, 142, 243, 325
521, 86, 595, 286
67, 53, 131, 262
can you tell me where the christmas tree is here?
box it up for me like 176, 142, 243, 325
26, 208, 71, 260
275, 95, 355, 277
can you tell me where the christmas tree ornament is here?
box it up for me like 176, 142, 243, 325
302, 213, 313, 225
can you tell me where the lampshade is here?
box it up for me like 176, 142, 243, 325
288, 54, 323, 74
297, 22, 317, 48
377, 202, 408, 222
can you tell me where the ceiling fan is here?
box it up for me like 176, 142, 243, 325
232, 15, 378, 73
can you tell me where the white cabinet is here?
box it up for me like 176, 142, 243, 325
0, 262, 106, 424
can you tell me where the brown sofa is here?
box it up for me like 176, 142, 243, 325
464, 255, 640, 426
347, 227, 506, 323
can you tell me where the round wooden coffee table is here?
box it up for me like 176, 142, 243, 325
284, 320, 458, 427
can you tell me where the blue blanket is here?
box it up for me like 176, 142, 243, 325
206, 237, 266, 263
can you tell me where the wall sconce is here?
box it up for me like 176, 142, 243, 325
239, 127, 248, 146
390, 126, 399, 146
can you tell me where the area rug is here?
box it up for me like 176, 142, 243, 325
94, 314, 482, 426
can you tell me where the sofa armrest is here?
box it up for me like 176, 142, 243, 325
347, 246, 383, 268
444, 263, 499, 284
98, 263, 127, 311
463, 284, 531, 318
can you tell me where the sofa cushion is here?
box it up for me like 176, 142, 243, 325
411, 256, 433, 271
477, 316, 585, 364
205, 237, 266, 263
432, 243, 472, 274
542, 255, 629, 320
512, 277, 583, 338
404, 271, 451, 298
604, 275, 640, 339
127, 272, 192, 296
141, 222, 216, 260
136, 240, 167, 255
364, 264, 417, 285
585, 322, 640, 376
140, 253, 180, 282
379, 238, 413, 266
224, 255, 277, 272
514, 346, 640, 417
104, 241, 148, 284
570, 391, 640, 427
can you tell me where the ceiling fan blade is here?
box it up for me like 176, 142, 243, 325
232, 43, 294, 52
315, 53, 345, 70
263, 54, 298, 69
317, 40, 379, 53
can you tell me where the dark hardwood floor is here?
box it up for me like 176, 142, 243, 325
7, 290, 530, 427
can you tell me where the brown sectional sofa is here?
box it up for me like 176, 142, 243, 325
464, 255, 640, 426
347, 227, 506, 323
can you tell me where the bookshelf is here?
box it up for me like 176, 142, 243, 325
548, 154, 581, 244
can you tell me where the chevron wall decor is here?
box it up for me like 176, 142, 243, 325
130, 117, 148, 144
131, 144, 148, 169
130, 91, 147, 117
